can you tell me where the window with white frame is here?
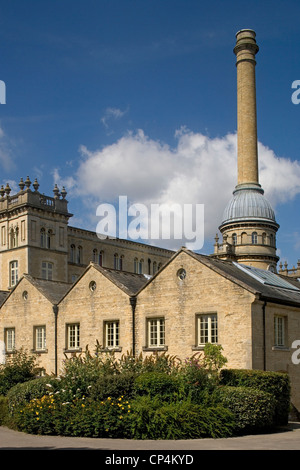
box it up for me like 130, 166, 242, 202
274, 315, 286, 347
147, 318, 165, 348
197, 313, 218, 346
5, 327, 15, 352
104, 321, 119, 349
34, 326, 46, 351
9, 261, 18, 287
42, 261, 53, 280
67, 323, 80, 350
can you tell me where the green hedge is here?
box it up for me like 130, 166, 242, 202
0, 396, 8, 425
6, 376, 60, 409
214, 385, 276, 434
134, 372, 183, 402
89, 372, 137, 401
220, 369, 290, 425
129, 396, 236, 439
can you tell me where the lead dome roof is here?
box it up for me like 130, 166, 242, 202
221, 184, 278, 226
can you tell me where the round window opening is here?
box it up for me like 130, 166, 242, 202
22, 290, 28, 300
177, 268, 186, 280
89, 281, 97, 292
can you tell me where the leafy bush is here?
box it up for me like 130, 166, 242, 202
134, 372, 183, 402
220, 369, 290, 425
6, 376, 60, 410
214, 385, 276, 434
13, 394, 132, 438
0, 349, 39, 396
129, 395, 236, 439
89, 372, 137, 401
0, 396, 9, 425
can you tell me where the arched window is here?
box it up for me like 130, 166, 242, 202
99, 250, 104, 267
153, 261, 157, 275
70, 244, 75, 263
114, 253, 119, 270
40, 228, 46, 248
232, 233, 237, 245
251, 232, 258, 244
241, 232, 247, 244
10, 228, 18, 249
139, 259, 144, 274
270, 234, 274, 247
92, 249, 98, 263
46, 230, 51, 249
77, 246, 82, 264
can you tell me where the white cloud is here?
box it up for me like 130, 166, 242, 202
60, 128, 300, 250
100, 107, 129, 130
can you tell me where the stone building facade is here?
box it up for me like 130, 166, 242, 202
1, 29, 300, 413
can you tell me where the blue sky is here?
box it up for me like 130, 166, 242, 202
1, 0, 300, 268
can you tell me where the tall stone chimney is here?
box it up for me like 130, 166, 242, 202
213, 29, 279, 271
234, 29, 259, 188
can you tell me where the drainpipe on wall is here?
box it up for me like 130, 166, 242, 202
130, 297, 137, 357
262, 301, 267, 371
53, 304, 59, 376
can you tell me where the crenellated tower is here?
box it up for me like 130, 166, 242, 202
0, 177, 72, 290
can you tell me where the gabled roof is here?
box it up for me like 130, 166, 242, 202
90, 263, 150, 296
0, 275, 71, 307
24, 275, 72, 304
187, 249, 300, 307
57, 262, 151, 304
135, 247, 300, 307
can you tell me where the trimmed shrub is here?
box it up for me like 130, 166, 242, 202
220, 369, 290, 425
129, 395, 236, 439
6, 376, 60, 410
89, 372, 137, 401
214, 385, 276, 434
134, 372, 183, 402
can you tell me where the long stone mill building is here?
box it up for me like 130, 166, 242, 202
1, 29, 300, 413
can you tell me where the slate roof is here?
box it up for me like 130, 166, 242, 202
0, 290, 9, 306
92, 264, 150, 296
23, 275, 72, 304
186, 250, 300, 308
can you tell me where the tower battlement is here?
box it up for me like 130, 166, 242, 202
0, 177, 72, 219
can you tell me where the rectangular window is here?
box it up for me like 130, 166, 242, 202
67, 323, 80, 350
9, 261, 18, 287
42, 262, 53, 280
105, 321, 119, 349
34, 326, 46, 351
147, 318, 165, 348
5, 328, 15, 352
274, 316, 285, 347
197, 313, 218, 346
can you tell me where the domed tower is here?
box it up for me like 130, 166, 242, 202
213, 30, 279, 271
